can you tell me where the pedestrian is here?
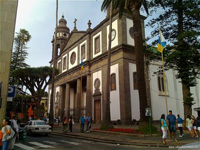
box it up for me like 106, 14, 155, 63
80, 114, 85, 133
196, 116, 200, 135
160, 114, 167, 145
8, 116, 19, 150
186, 115, 194, 137
0, 127, 3, 150
63, 117, 68, 133
86, 114, 91, 132
68, 116, 73, 132
177, 114, 184, 137
191, 115, 199, 138
166, 110, 178, 142
2, 119, 11, 150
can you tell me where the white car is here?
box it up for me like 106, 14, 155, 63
25, 120, 52, 136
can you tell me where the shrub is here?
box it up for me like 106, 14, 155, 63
139, 125, 159, 134
100, 123, 114, 130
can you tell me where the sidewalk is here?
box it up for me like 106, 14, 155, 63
51, 123, 200, 148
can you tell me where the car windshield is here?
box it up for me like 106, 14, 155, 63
35, 122, 46, 125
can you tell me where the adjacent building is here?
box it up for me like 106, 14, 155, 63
0, 0, 18, 125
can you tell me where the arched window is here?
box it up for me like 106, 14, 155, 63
110, 73, 116, 91
157, 72, 168, 93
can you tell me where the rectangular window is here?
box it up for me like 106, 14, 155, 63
63, 57, 66, 70
133, 72, 138, 90
58, 62, 61, 73
81, 44, 86, 60
95, 36, 100, 54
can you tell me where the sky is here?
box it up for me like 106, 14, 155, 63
15, 0, 107, 67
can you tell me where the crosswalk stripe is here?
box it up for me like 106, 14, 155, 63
29, 142, 55, 148
15, 143, 35, 150
60, 140, 80, 145
44, 141, 58, 145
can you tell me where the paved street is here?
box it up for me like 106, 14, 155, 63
14, 134, 179, 150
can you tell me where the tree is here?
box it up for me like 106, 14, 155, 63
12, 66, 57, 109
102, 0, 153, 122
10, 29, 31, 85
147, 0, 200, 119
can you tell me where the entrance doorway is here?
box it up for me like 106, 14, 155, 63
94, 100, 101, 123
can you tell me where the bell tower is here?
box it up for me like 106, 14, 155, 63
52, 15, 70, 57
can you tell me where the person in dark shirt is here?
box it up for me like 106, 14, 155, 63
167, 110, 177, 142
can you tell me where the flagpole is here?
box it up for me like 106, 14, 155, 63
161, 52, 168, 115
159, 29, 168, 115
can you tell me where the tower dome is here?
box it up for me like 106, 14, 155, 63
59, 15, 67, 27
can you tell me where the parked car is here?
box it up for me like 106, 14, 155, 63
24, 120, 52, 136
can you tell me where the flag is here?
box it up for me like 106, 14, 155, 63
157, 29, 166, 53
81, 60, 84, 71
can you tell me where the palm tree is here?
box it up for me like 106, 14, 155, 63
102, 0, 150, 122
49, 0, 58, 124
103, 1, 113, 125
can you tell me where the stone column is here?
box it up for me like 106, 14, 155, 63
86, 73, 92, 116
65, 83, 70, 119
59, 85, 65, 121
75, 78, 81, 122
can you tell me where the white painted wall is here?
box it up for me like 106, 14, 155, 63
191, 79, 200, 118
79, 40, 87, 63
148, 61, 184, 120
68, 46, 78, 69
62, 53, 67, 73
110, 64, 121, 121
129, 63, 140, 121
70, 88, 74, 109
92, 70, 102, 120
92, 31, 102, 58
126, 18, 135, 46
106, 19, 118, 50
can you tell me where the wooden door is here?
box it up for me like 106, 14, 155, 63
94, 100, 101, 123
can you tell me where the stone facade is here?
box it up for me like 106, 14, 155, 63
0, 0, 18, 125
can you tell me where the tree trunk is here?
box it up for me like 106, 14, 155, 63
182, 83, 192, 120
132, 9, 148, 123
103, 1, 112, 125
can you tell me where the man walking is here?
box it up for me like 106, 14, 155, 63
167, 110, 178, 142
9, 116, 19, 150
86, 114, 91, 132
80, 114, 85, 133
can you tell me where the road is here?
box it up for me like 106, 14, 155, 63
14, 134, 179, 150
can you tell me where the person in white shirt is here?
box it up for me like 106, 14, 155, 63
2, 119, 11, 150
9, 116, 19, 150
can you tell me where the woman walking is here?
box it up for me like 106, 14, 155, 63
161, 114, 167, 144
2, 119, 11, 150
186, 115, 194, 137
191, 115, 198, 137
68, 116, 73, 132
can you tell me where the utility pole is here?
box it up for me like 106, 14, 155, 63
49, 0, 58, 124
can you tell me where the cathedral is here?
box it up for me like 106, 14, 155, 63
48, 11, 200, 124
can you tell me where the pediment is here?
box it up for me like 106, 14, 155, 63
64, 31, 87, 50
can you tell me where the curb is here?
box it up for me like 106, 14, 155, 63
91, 129, 160, 137
50, 131, 187, 148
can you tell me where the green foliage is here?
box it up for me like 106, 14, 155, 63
100, 123, 114, 130
12, 66, 57, 107
139, 125, 159, 134
147, 0, 200, 110
10, 29, 31, 85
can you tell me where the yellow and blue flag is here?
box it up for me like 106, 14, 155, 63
81, 60, 84, 71
157, 29, 166, 53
